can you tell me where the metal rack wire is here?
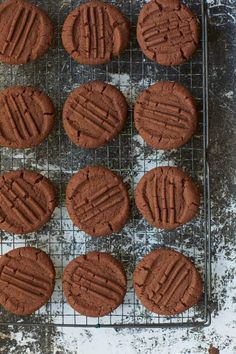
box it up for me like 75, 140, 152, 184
0, 0, 211, 327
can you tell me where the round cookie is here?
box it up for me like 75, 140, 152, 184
62, 1, 130, 65
0, 170, 56, 234
63, 81, 128, 148
66, 166, 130, 237
137, 0, 199, 66
63, 251, 127, 317
0, 247, 55, 315
133, 248, 203, 315
208, 347, 219, 354
0, 0, 54, 65
135, 166, 199, 230
0, 86, 55, 149
134, 81, 197, 149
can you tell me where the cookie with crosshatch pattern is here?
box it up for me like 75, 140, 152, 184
62, 1, 130, 65
0, 0, 54, 64
62, 251, 127, 317
0, 170, 56, 234
134, 81, 198, 149
66, 166, 130, 237
0, 247, 55, 315
63, 81, 128, 148
137, 0, 199, 66
135, 166, 200, 230
0, 86, 55, 149
133, 248, 203, 315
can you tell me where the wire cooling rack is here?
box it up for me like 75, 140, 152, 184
0, 0, 211, 327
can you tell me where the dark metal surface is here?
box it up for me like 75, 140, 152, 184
0, 0, 210, 328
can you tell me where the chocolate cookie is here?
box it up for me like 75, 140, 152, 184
137, 0, 199, 66
134, 81, 197, 149
63, 81, 128, 148
135, 166, 199, 230
0, 0, 54, 65
0, 170, 56, 234
66, 166, 130, 237
133, 248, 203, 315
208, 347, 220, 354
63, 251, 127, 317
0, 247, 55, 315
0, 86, 55, 149
62, 1, 130, 65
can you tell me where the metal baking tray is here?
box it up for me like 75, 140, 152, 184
0, 0, 211, 327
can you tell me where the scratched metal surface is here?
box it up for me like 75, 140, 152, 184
0, 0, 210, 327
